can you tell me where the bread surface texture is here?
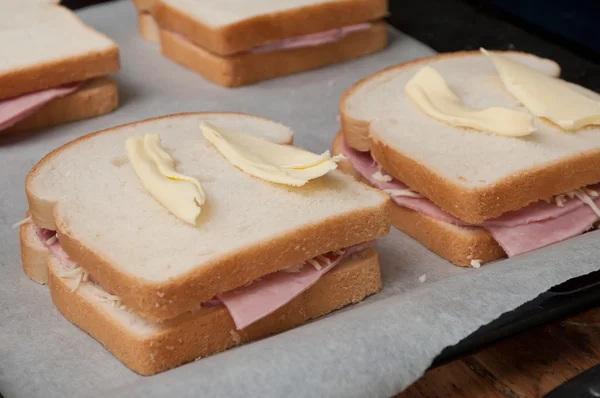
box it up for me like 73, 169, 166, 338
333, 131, 504, 266
153, 0, 387, 55
47, 248, 382, 375
2, 77, 119, 135
159, 22, 387, 87
0, 3, 119, 100
26, 113, 390, 321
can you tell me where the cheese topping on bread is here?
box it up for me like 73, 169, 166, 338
483, 49, 600, 130
201, 122, 343, 186
405, 65, 535, 136
126, 134, 206, 226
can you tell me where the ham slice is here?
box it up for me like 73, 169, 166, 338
0, 83, 81, 131
487, 206, 598, 256
249, 23, 372, 54
218, 242, 373, 329
340, 137, 600, 257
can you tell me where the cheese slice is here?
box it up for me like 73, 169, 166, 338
482, 48, 600, 130
125, 134, 205, 225
405, 65, 535, 137
201, 122, 342, 186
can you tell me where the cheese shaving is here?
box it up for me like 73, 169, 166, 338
554, 194, 567, 207
45, 235, 58, 245
11, 216, 32, 229
384, 189, 422, 198
571, 189, 600, 218
470, 259, 482, 269
372, 170, 392, 182
307, 258, 322, 271
316, 255, 332, 266
56, 266, 88, 292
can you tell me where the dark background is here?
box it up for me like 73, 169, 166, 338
62, 0, 599, 90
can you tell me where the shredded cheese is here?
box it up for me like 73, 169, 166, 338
45, 235, 58, 245
384, 189, 422, 198
307, 258, 322, 271
470, 259, 482, 269
11, 216, 32, 229
554, 194, 567, 207
316, 255, 332, 266
56, 267, 88, 292
418, 274, 427, 283
571, 189, 600, 218
372, 170, 392, 182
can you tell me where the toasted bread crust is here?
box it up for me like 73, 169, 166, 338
153, 0, 387, 56
0, 46, 119, 101
159, 22, 387, 87
20, 219, 50, 284
339, 51, 600, 223
26, 113, 390, 321
2, 77, 119, 135
47, 248, 381, 375
333, 132, 505, 266
138, 12, 160, 44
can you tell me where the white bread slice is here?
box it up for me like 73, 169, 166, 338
159, 22, 387, 87
138, 13, 160, 44
0, 3, 119, 100
47, 247, 381, 375
332, 131, 504, 266
26, 113, 390, 322
2, 77, 119, 135
341, 51, 600, 224
153, 0, 387, 56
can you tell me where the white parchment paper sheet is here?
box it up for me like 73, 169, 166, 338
1, 1, 599, 397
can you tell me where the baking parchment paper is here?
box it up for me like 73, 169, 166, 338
1, 1, 599, 397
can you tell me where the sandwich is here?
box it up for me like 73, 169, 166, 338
0, 1, 120, 135
334, 50, 600, 267
133, 0, 160, 43
147, 0, 388, 87
17, 112, 390, 375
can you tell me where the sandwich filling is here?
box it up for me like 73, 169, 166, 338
340, 137, 600, 257
0, 82, 84, 131
174, 23, 372, 56
37, 227, 373, 329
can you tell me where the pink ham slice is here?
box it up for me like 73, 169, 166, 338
218, 242, 374, 329
486, 207, 598, 256
249, 23, 372, 54
340, 137, 600, 257
38, 227, 372, 329
0, 83, 81, 131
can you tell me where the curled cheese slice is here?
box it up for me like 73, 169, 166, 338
482, 48, 600, 130
200, 122, 342, 186
125, 134, 205, 226
405, 65, 535, 137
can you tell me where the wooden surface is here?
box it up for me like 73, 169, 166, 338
398, 307, 600, 397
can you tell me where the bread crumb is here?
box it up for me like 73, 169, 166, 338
194, 355, 203, 362
230, 330, 241, 344
470, 259, 482, 269
418, 274, 427, 283
457, 175, 466, 181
